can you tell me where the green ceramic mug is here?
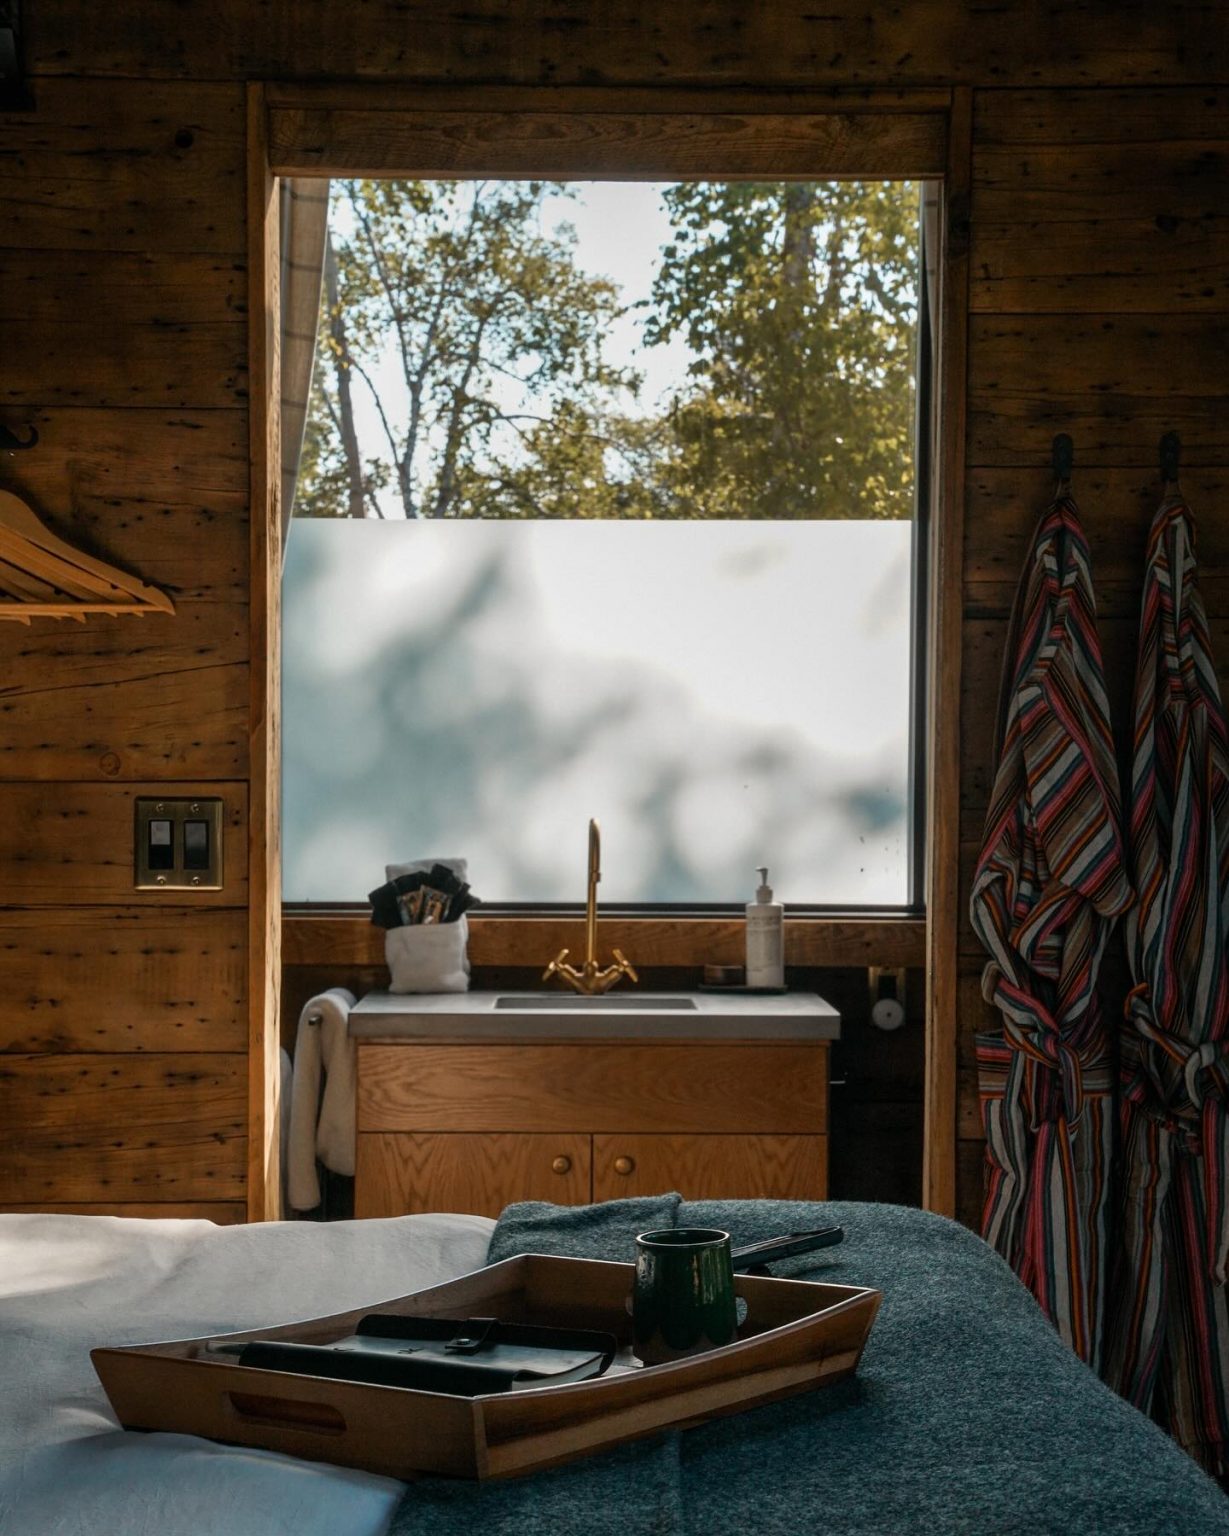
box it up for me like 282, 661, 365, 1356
632, 1227, 738, 1364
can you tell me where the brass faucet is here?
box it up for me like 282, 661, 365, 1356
543, 818, 638, 995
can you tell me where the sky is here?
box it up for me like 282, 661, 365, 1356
336, 181, 697, 518
537, 182, 694, 412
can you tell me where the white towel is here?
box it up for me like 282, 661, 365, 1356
287, 988, 357, 1213
384, 855, 468, 883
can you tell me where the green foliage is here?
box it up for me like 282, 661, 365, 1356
645, 181, 918, 519
297, 178, 919, 521
302, 179, 640, 519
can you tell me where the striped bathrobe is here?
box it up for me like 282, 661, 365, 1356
1106, 495, 1229, 1478
971, 493, 1133, 1371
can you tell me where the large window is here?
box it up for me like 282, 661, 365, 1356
282, 177, 925, 909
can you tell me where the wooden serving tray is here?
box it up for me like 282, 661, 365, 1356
93, 1254, 881, 1482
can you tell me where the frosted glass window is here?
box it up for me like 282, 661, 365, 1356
281, 178, 921, 907
282, 518, 912, 905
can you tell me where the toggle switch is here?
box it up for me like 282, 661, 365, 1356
134, 798, 224, 890
183, 819, 210, 871
147, 819, 174, 871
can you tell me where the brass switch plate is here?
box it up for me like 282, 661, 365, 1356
134, 798, 224, 890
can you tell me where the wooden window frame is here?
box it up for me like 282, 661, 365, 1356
249, 83, 969, 1217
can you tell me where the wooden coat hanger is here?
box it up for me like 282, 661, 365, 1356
0, 487, 175, 624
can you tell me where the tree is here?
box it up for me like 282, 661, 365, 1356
296, 178, 920, 522
300, 179, 650, 519
643, 180, 918, 519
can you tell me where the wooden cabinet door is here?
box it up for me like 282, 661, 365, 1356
592, 1134, 827, 1204
356, 1132, 591, 1218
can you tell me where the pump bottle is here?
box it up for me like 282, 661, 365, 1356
745, 866, 785, 988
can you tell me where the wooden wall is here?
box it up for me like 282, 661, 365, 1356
2, 3, 1225, 1224
0, 72, 253, 1219
957, 86, 1229, 1224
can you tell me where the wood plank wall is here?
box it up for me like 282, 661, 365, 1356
2, 3, 1225, 1224
957, 84, 1229, 1224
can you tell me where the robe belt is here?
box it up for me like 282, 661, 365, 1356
1125, 984, 1229, 1282
988, 975, 1104, 1127
1124, 984, 1229, 1118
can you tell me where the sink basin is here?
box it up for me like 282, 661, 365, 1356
494, 994, 696, 1011
349, 990, 840, 1041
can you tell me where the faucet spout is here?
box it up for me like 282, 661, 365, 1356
543, 818, 638, 996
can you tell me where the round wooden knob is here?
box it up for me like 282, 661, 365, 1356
551, 1155, 572, 1175
613, 1155, 635, 1176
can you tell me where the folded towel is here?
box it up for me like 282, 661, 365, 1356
384, 856, 468, 884
287, 989, 357, 1214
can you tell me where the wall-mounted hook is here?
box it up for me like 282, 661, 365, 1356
1051, 433, 1074, 487
1159, 431, 1181, 489
0, 423, 38, 452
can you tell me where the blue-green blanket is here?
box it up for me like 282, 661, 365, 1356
391, 1196, 1229, 1534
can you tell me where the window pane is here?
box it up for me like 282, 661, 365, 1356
282, 517, 912, 904
282, 177, 921, 907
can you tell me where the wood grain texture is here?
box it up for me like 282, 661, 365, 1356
0, 782, 247, 905
246, 83, 282, 1223
0, 617, 249, 780
269, 104, 947, 178
23, 2, 1229, 85
0, 1053, 247, 1201
283, 915, 926, 970
967, 314, 1229, 466
268, 84, 952, 115
964, 467, 1229, 613
974, 87, 1229, 147
0, 409, 250, 502
357, 1042, 828, 1135
2, 251, 246, 410
971, 140, 1229, 313
0, 486, 249, 608
356, 1132, 591, 1217
0, 81, 245, 254
0, 909, 246, 1053
0, 413, 251, 779
0, 1202, 247, 1222
922, 87, 971, 1220
592, 1133, 827, 1203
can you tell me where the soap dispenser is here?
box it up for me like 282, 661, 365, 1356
745, 867, 784, 989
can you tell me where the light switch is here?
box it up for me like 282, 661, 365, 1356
134, 799, 224, 890
147, 818, 174, 871
183, 819, 210, 871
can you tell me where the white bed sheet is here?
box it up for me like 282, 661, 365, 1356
0, 1211, 496, 1536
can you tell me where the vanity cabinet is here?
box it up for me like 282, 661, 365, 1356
353, 1029, 834, 1219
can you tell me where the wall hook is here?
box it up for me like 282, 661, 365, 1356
1159, 431, 1181, 489
0, 422, 38, 452
1051, 433, 1074, 488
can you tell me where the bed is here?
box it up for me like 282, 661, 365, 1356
0, 1210, 494, 1536
3, 1199, 1227, 1535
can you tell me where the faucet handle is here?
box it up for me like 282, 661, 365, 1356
612, 948, 639, 984
542, 948, 571, 984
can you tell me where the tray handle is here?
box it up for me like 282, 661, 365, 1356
227, 1390, 348, 1436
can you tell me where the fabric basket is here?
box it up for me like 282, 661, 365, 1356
385, 916, 470, 994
